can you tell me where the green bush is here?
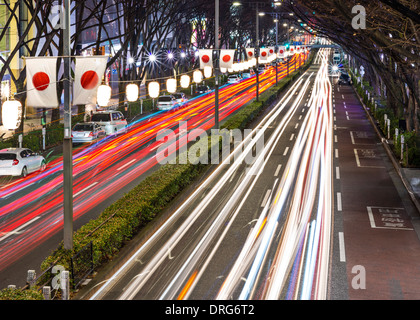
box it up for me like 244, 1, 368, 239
0, 288, 44, 300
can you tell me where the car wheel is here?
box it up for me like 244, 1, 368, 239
21, 166, 28, 178
40, 160, 46, 172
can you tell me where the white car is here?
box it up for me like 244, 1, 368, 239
72, 122, 107, 144
0, 148, 46, 177
90, 111, 127, 135
228, 75, 241, 84
157, 95, 179, 111
172, 93, 188, 107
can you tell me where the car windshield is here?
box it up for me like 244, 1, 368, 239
159, 97, 173, 102
73, 124, 94, 131
173, 94, 182, 99
91, 114, 111, 122
0, 153, 16, 160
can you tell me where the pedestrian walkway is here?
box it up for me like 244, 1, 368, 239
333, 79, 420, 299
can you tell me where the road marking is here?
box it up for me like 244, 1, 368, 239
336, 166, 340, 180
261, 189, 271, 207
342, 94, 345, 99
117, 159, 137, 171
74, 182, 99, 198
290, 133, 295, 141
350, 131, 355, 145
299, 115, 302, 120
354, 149, 361, 167
283, 147, 289, 156
334, 135, 338, 143
337, 192, 342, 211
339, 232, 346, 262
335, 149, 339, 158
295, 123, 299, 129
0, 217, 40, 242
274, 164, 282, 177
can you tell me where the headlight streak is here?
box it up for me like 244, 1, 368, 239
91, 59, 310, 300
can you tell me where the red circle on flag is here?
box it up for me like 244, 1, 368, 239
222, 55, 231, 63
261, 51, 267, 57
32, 72, 50, 91
248, 51, 253, 57
280, 50, 284, 54
80, 70, 99, 90
201, 55, 210, 63
269, 49, 274, 54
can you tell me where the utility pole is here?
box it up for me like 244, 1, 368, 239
214, 0, 220, 130
255, 3, 259, 102
63, 0, 73, 250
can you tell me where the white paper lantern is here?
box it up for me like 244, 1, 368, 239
204, 66, 212, 78
193, 70, 203, 84
148, 81, 160, 98
220, 67, 227, 74
97, 85, 112, 107
2, 100, 22, 130
180, 75, 190, 88
126, 84, 139, 102
166, 78, 177, 93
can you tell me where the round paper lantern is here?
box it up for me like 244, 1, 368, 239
204, 66, 212, 78
180, 75, 190, 88
97, 85, 111, 107
148, 81, 160, 98
220, 67, 227, 74
166, 78, 177, 93
126, 84, 139, 102
2, 100, 22, 130
193, 70, 203, 84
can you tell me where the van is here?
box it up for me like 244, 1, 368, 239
90, 111, 127, 135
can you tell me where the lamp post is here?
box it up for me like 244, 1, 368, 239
214, 0, 220, 130
63, 0, 73, 250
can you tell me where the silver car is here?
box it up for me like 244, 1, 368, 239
157, 95, 178, 111
90, 111, 128, 135
72, 122, 107, 144
0, 148, 46, 177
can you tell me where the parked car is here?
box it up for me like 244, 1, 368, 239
172, 92, 188, 106
157, 95, 178, 110
228, 75, 241, 84
0, 148, 46, 177
72, 122, 107, 144
195, 85, 211, 95
338, 72, 352, 85
90, 111, 127, 135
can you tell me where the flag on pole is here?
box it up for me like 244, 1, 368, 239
219, 50, 235, 69
26, 57, 58, 108
73, 56, 108, 105
259, 48, 269, 62
199, 50, 213, 69
278, 46, 286, 58
246, 48, 255, 60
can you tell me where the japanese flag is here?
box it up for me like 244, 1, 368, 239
259, 48, 269, 62
219, 50, 235, 69
278, 46, 286, 58
246, 48, 255, 60
26, 57, 58, 108
73, 56, 108, 105
289, 46, 295, 55
199, 49, 213, 69
296, 46, 301, 53
268, 47, 275, 56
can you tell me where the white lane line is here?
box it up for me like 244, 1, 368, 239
335, 149, 339, 158
337, 192, 342, 211
117, 159, 137, 171
290, 133, 295, 141
74, 182, 99, 198
283, 147, 290, 156
342, 94, 345, 99
350, 131, 355, 145
295, 123, 299, 129
354, 149, 361, 167
336, 166, 340, 180
274, 164, 282, 177
339, 232, 346, 262
334, 135, 338, 143
0, 217, 40, 242
261, 189, 272, 207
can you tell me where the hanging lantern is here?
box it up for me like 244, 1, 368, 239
204, 66, 212, 78
148, 81, 160, 98
1, 100, 22, 130
180, 75, 190, 88
166, 78, 177, 93
126, 84, 139, 102
220, 67, 227, 74
97, 84, 112, 107
193, 70, 203, 84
